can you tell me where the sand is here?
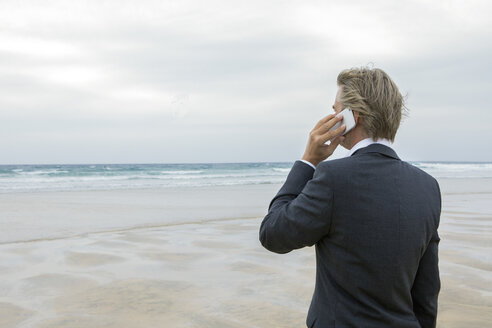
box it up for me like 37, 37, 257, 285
0, 218, 315, 327
0, 179, 491, 327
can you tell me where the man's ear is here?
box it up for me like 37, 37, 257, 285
353, 111, 360, 125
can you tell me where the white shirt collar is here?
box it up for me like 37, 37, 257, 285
346, 138, 393, 157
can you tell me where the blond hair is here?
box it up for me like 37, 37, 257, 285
337, 67, 407, 142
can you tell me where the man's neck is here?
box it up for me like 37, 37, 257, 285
347, 135, 366, 150
345, 127, 369, 150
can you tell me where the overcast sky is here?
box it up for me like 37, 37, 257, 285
1, 0, 491, 164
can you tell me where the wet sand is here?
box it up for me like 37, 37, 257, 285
434, 178, 492, 327
0, 217, 315, 327
0, 179, 491, 327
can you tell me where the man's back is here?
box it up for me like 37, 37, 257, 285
260, 144, 441, 327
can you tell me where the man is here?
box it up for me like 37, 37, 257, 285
259, 67, 441, 328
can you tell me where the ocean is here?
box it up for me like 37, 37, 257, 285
1, 161, 491, 193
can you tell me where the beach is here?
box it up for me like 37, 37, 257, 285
0, 178, 491, 327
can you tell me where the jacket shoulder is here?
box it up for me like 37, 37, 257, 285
400, 161, 440, 185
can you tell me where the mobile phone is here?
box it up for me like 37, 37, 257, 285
329, 108, 356, 136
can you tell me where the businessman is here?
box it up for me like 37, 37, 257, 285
259, 67, 441, 328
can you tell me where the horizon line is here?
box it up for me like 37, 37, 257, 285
1, 160, 492, 166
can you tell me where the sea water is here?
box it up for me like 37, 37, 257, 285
0, 163, 292, 193
1, 162, 492, 193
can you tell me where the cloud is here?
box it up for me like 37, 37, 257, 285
0, 0, 491, 163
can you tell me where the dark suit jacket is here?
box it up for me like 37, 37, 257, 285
260, 144, 441, 328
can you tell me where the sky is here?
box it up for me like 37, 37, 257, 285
1, 0, 491, 164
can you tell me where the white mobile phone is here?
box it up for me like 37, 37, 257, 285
329, 108, 356, 136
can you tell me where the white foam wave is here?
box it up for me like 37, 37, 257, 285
414, 162, 492, 178
272, 168, 290, 173
20, 169, 70, 175
160, 170, 204, 175
416, 162, 492, 172
0, 176, 287, 193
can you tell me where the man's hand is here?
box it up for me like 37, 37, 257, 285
302, 114, 346, 167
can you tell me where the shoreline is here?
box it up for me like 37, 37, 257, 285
0, 183, 283, 244
0, 181, 286, 195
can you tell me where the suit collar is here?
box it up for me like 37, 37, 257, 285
347, 138, 392, 157
351, 143, 400, 160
